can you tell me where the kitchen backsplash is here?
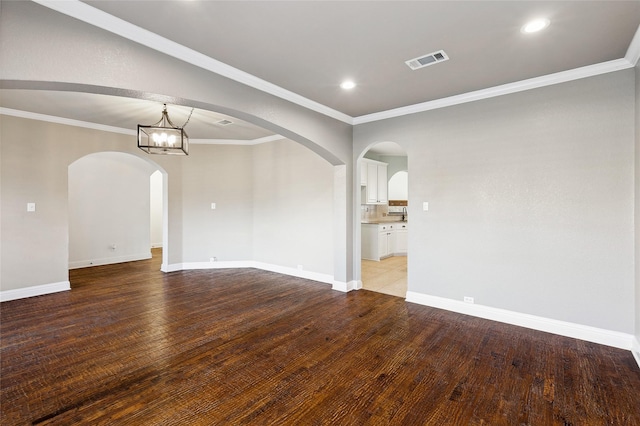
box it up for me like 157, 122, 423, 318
361, 204, 386, 221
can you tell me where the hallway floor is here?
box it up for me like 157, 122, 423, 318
361, 255, 407, 298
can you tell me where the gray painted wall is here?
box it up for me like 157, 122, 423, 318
0, 116, 336, 291
0, 0, 637, 341
0, 0, 354, 283
0, 115, 176, 291
354, 70, 636, 334
180, 144, 254, 262
253, 140, 334, 275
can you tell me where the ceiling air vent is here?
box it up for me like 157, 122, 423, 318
405, 50, 449, 70
215, 119, 233, 126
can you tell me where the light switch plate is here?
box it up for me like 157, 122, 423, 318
27, 203, 36, 212
211, 203, 216, 210
423, 202, 429, 211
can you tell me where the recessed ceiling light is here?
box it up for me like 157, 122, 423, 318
521, 18, 550, 34
340, 80, 356, 90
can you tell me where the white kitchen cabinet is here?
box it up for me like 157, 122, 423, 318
378, 224, 395, 259
362, 223, 406, 261
394, 223, 408, 255
363, 160, 388, 204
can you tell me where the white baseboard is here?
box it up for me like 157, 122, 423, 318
164, 261, 339, 288
69, 252, 152, 269
0, 281, 71, 302
632, 337, 640, 369
406, 291, 634, 351
173, 260, 253, 271
332, 280, 361, 292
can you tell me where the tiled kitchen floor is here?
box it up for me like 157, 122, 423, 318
361, 255, 407, 298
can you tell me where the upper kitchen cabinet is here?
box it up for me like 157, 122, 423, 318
361, 159, 388, 205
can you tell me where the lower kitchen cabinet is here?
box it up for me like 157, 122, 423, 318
378, 224, 395, 259
395, 223, 408, 255
361, 222, 408, 261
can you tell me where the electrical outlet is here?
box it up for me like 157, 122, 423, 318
464, 296, 474, 304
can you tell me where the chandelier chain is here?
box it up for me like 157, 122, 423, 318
182, 108, 195, 128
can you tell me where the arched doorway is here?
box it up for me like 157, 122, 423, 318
68, 152, 167, 272
357, 142, 408, 298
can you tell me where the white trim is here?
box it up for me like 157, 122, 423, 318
406, 291, 634, 350
191, 135, 287, 146
624, 24, 640, 66
161, 263, 182, 273
33, 0, 353, 125
0, 107, 135, 135
632, 337, 640, 370
34, 1, 637, 128
15, 5, 640, 129
353, 59, 634, 125
253, 262, 335, 285
162, 261, 337, 287
69, 252, 152, 270
332, 280, 361, 293
0, 281, 70, 302
1, 107, 286, 146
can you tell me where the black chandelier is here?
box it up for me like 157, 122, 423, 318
137, 104, 192, 155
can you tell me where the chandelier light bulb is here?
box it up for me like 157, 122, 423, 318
138, 103, 191, 155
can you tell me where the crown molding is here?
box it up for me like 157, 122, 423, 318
353, 58, 634, 125
191, 134, 286, 146
33, 0, 354, 125
0, 107, 282, 146
0, 107, 135, 135
625, 24, 640, 66
21, 3, 640, 128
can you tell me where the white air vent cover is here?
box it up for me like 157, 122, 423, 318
406, 50, 449, 70
215, 119, 233, 126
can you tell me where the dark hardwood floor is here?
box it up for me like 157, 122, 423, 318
1, 250, 639, 425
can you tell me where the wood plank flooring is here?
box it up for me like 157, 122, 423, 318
1, 250, 639, 425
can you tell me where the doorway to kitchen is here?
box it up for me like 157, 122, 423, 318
359, 142, 408, 298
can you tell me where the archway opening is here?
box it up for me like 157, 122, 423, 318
68, 152, 166, 275
5, 83, 348, 289
357, 142, 408, 298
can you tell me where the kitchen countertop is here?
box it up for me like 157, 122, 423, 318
361, 220, 408, 225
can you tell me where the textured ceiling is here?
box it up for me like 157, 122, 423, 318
1, 1, 639, 149
86, 0, 640, 117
